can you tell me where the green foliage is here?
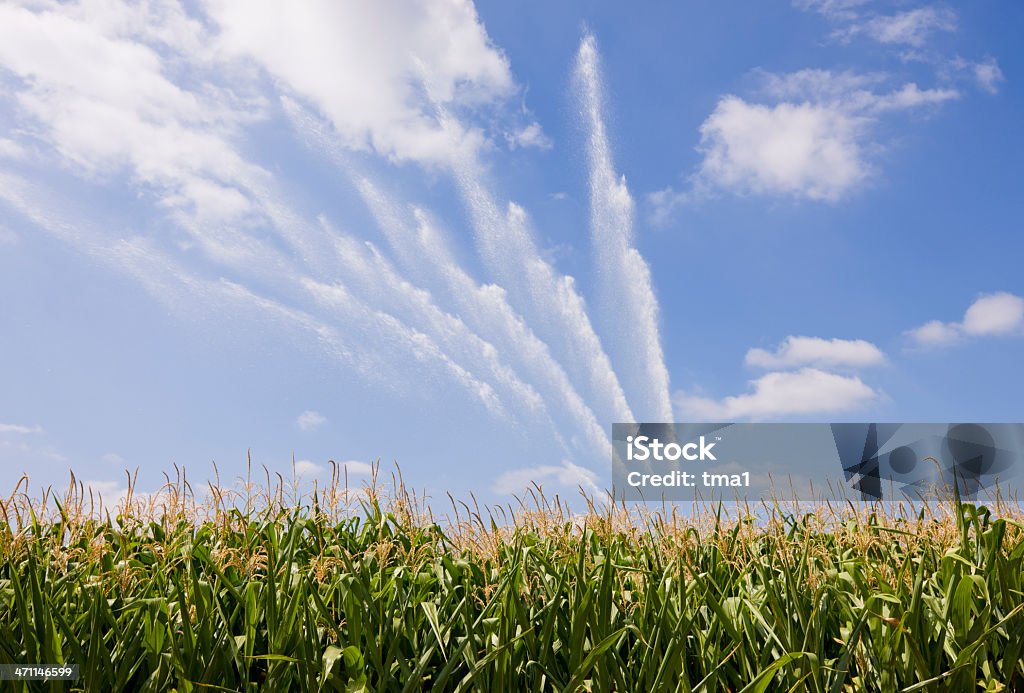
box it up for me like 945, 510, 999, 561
1, 471, 1023, 691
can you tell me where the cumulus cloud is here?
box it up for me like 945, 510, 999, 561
906, 319, 961, 346
296, 410, 326, 432
203, 0, 516, 167
746, 336, 885, 370
292, 459, 323, 477
493, 460, 600, 495
696, 97, 869, 201
674, 368, 879, 420
650, 68, 959, 220
907, 292, 1024, 346
335, 460, 373, 477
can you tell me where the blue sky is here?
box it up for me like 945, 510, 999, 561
1, 0, 1021, 506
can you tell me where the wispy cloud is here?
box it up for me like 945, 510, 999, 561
505, 122, 553, 151
299, 276, 509, 420
793, 0, 869, 21
276, 31, 630, 430
355, 180, 610, 461
0, 137, 27, 161
674, 368, 879, 420
493, 460, 600, 495
836, 7, 958, 47
0, 423, 43, 435
907, 292, 1024, 347
0, 174, 514, 426
971, 58, 1005, 95
308, 218, 552, 428
746, 336, 886, 370
0, 421, 67, 469
575, 33, 673, 422
281, 65, 620, 461
796, 1, 958, 48
296, 410, 326, 432
1, 5, 733, 493
453, 157, 635, 427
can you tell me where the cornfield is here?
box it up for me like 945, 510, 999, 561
1, 463, 1023, 692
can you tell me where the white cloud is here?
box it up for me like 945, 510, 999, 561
906, 319, 961, 346
304, 218, 551, 430
576, 33, 673, 422
651, 69, 960, 218
972, 58, 1005, 95
907, 292, 1024, 346
646, 186, 694, 226
0, 137, 27, 160
759, 69, 882, 101
82, 479, 127, 504
203, 0, 516, 166
867, 82, 959, 112
453, 162, 635, 427
0, 1, 275, 263
356, 180, 611, 463
838, 7, 957, 47
674, 368, 879, 420
794, 0, 869, 21
746, 336, 885, 370
0, 422, 43, 434
336, 460, 373, 477
505, 122, 552, 150
696, 96, 869, 201
962, 292, 1024, 336
296, 410, 326, 432
293, 459, 323, 477
0, 420, 67, 475
493, 460, 600, 495
79, 480, 184, 516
